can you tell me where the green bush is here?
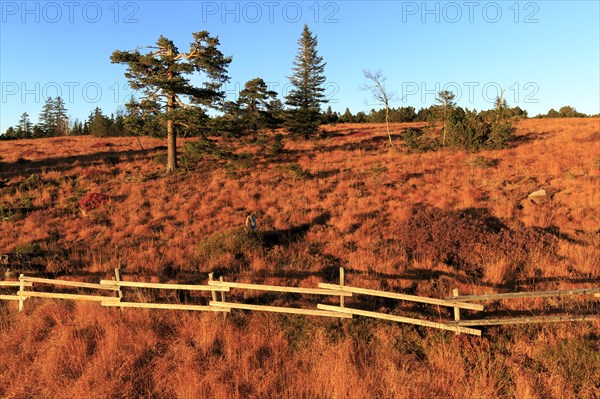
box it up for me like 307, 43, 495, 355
446, 107, 515, 151
403, 128, 437, 153
446, 108, 489, 151
183, 138, 231, 164
196, 228, 263, 270
488, 120, 514, 149
14, 242, 42, 256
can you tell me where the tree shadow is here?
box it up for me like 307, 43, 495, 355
262, 212, 331, 248
0, 147, 163, 179
510, 130, 551, 146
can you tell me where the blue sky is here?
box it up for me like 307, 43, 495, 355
1, 0, 599, 132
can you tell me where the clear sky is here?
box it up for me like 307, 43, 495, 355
1, 0, 599, 132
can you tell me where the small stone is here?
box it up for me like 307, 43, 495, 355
528, 189, 548, 204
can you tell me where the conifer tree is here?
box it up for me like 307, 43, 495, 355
53, 96, 69, 136
237, 78, 278, 139
285, 24, 328, 139
38, 97, 56, 137
17, 112, 33, 138
111, 31, 231, 172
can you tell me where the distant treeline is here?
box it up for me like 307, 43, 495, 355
1, 96, 596, 141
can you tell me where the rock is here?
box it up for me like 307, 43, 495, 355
245, 214, 257, 232
528, 189, 548, 204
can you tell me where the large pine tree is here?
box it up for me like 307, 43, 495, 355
111, 31, 231, 172
285, 25, 328, 139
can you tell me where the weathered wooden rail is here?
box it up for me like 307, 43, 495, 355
1, 268, 598, 336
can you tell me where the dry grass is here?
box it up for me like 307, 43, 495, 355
0, 118, 599, 398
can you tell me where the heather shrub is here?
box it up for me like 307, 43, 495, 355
78, 192, 109, 211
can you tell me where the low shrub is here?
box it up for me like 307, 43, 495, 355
79, 192, 109, 211
403, 128, 437, 153
196, 227, 263, 272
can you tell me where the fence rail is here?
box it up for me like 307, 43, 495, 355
317, 304, 481, 336
448, 287, 600, 302
0, 268, 598, 336
318, 283, 483, 311
21, 276, 118, 291
99, 280, 229, 292
208, 280, 352, 297
210, 301, 352, 318
453, 314, 600, 326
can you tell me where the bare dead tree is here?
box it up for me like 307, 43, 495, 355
361, 70, 397, 149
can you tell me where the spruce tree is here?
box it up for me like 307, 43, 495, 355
17, 112, 33, 138
38, 97, 56, 137
111, 31, 231, 172
285, 24, 328, 139
340, 107, 353, 123
53, 96, 69, 136
89, 108, 111, 137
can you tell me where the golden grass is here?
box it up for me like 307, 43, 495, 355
0, 118, 599, 398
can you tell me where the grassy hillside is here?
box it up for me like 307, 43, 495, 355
0, 118, 599, 398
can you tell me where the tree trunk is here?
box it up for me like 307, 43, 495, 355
385, 103, 395, 150
442, 104, 447, 147
166, 94, 177, 173
166, 55, 177, 173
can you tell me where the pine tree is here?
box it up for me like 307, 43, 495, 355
89, 108, 111, 137
285, 24, 328, 139
53, 96, 69, 136
237, 78, 278, 139
111, 31, 231, 172
323, 106, 338, 124
340, 107, 354, 123
38, 97, 56, 137
4, 127, 16, 139
17, 112, 33, 138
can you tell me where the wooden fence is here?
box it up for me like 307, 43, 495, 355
1, 268, 598, 337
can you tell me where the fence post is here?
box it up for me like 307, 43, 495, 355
114, 268, 123, 302
339, 267, 345, 308
219, 275, 228, 319
219, 276, 226, 302
339, 267, 346, 322
452, 288, 460, 335
18, 274, 26, 312
208, 273, 218, 303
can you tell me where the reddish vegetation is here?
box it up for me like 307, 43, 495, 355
0, 118, 599, 398
78, 192, 110, 211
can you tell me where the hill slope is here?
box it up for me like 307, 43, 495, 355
0, 118, 599, 398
